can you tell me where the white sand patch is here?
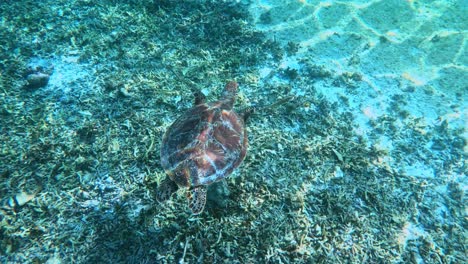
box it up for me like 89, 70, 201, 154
47, 55, 92, 94
397, 222, 427, 246
403, 163, 435, 179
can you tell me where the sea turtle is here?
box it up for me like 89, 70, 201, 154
156, 81, 249, 214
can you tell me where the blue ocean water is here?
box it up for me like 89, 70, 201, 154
0, 0, 465, 263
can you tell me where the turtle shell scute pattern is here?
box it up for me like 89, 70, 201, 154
160, 101, 247, 188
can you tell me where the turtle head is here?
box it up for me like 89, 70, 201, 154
220, 81, 238, 109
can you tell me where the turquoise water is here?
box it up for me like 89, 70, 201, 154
0, 1, 466, 263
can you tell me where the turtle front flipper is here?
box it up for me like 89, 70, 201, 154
156, 177, 178, 203
188, 186, 207, 215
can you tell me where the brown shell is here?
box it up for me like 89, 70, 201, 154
160, 86, 247, 188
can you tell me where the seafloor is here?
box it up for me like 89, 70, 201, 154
0, 0, 466, 263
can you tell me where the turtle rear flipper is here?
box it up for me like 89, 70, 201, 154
156, 177, 178, 203
246, 95, 296, 121
241, 106, 256, 122
193, 90, 206, 105
188, 186, 207, 215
